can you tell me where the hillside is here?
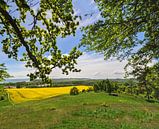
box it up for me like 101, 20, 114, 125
0, 92, 159, 129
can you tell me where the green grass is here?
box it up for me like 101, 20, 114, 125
0, 92, 159, 129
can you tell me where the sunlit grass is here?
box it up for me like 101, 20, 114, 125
6, 86, 90, 103
0, 92, 159, 129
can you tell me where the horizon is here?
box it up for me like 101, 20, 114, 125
2, 77, 127, 83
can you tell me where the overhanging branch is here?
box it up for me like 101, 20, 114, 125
0, 6, 40, 69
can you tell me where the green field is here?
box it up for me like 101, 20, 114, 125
0, 92, 159, 129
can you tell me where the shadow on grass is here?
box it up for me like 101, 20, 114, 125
146, 99, 159, 103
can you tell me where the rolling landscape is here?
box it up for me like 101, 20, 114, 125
1, 79, 159, 129
0, 0, 159, 129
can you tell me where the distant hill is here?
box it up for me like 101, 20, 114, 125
1, 77, 135, 84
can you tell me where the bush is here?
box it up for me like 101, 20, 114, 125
0, 95, 5, 101
82, 89, 86, 93
153, 88, 159, 100
70, 87, 79, 95
86, 87, 94, 92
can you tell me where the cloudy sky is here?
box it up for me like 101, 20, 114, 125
0, 0, 128, 79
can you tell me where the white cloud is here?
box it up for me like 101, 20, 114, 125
147, 59, 157, 67
50, 53, 128, 79
8, 63, 34, 79
114, 71, 125, 75
90, 0, 95, 5
73, 8, 81, 16
9, 71, 29, 79
6, 53, 127, 79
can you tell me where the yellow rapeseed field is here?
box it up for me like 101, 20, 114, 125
6, 86, 91, 103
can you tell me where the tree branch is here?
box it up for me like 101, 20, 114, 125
0, 6, 40, 68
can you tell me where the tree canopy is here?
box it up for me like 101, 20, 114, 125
0, 0, 82, 82
80, 0, 159, 72
80, 0, 159, 99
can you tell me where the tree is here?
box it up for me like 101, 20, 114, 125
126, 57, 159, 100
80, 0, 159, 78
106, 79, 113, 95
128, 58, 152, 100
124, 79, 135, 94
146, 63, 159, 100
0, 0, 82, 82
93, 79, 114, 94
0, 63, 10, 81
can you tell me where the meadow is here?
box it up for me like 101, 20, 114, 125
6, 85, 90, 103
0, 90, 159, 129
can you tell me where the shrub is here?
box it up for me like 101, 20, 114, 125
153, 88, 159, 100
70, 87, 79, 95
0, 95, 5, 101
86, 87, 94, 92
82, 89, 86, 93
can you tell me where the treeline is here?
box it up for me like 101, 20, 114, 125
51, 80, 97, 87
2, 78, 158, 101
1, 78, 130, 88
93, 79, 159, 101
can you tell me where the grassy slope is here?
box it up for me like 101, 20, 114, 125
0, 92, 159, 129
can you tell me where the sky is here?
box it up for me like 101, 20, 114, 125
0, 0, 128, 79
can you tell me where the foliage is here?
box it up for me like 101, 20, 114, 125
146, 63, 159, 100
81, 0, 159, 62
127, 60, 159, 100
94, 80, 106, 92
0, 0, 82, 82
94, 79, 114, 94
70, 87, 79, 95
107, 79, 113, 94
117, 84, 127, 94
81, 89, 86, 93
0, 95, 5, 101
86, 87, 94, 92
16, 85, 21, 88
153, 88, 159, 100
80, 0, 159, 92
0, 63, 10, 82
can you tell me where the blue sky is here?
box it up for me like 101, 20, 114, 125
0, 0, 127, 79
